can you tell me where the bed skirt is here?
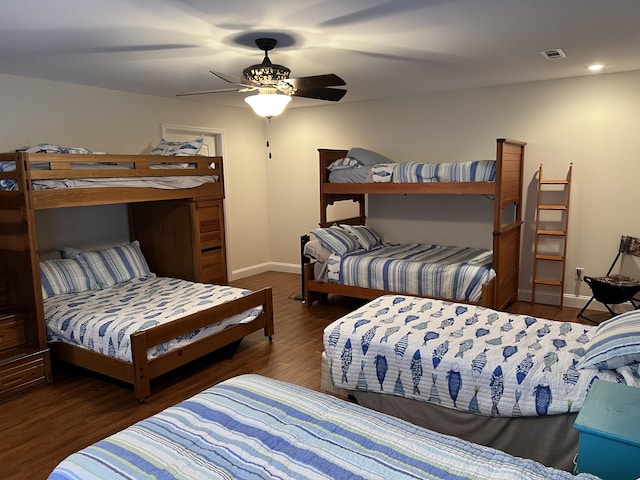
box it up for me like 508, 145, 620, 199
321, 351, 578, 472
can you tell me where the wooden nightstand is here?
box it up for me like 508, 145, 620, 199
573, 379, 640, 478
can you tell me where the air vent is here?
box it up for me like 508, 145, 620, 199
540, 49, 566, 60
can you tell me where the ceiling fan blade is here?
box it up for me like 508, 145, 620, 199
176, 87, 246, 97
288, 73, 346, 89
293, 88, 347, 102
210, 70, 257, 87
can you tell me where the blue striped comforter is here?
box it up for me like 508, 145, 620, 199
371, 159, 496, 183
48, 374, 600, 480
327, 243, 495, 302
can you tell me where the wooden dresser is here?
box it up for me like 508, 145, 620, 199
130, 196, 227, 285
0, 273, 51, 402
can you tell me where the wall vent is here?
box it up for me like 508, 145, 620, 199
540, 48, 566, 60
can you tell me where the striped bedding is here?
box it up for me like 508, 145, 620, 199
326, 243, 495, 302
48, 374, 601, 480
323, 295, 640, 418
371, 159, 496, 183
0, 160, 218, 191
45, 276, 263, 362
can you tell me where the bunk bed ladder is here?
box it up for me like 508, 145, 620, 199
531, 163, 573, 307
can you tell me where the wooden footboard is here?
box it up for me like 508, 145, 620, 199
51, 287, 274, 401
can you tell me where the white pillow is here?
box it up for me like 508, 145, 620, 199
150, 136, 204, 156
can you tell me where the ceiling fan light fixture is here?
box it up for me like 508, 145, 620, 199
244, 91, 291, 118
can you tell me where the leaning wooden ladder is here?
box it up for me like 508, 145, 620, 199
531, 163, 573, 307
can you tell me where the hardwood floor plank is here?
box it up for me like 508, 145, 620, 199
0, 271, 596, 479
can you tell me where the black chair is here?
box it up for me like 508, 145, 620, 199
578, 235, 640, 323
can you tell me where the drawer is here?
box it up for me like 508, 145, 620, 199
0, 315, 26, 351
196, 201, 222, 249
199, 249, 225, 284
0, 350, 50, 399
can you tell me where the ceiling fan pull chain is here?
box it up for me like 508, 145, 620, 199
266, 118, 272, 160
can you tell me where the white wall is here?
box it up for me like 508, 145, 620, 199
269, 70, 640, 307
3, 70, 639, 308
0, 73, 271, 278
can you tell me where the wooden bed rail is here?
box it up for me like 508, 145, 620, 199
0, 152, 225, 209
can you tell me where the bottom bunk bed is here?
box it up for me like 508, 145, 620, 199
48, 374, 600, 480
302, 225, 496, 308
321, 295, 640, 471
40, 243, 274, 401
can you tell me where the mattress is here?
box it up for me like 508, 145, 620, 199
328, 159, 496, 184
45, 276, 263, 362
48, 374, 600, 480
326, 243, 495, 302
322, 294, 639, 417
0, 160, 219, 190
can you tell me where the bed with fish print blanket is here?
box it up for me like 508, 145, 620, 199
48, 374, 601, 480
321, 295, 640, 471
46, 277, 274, 400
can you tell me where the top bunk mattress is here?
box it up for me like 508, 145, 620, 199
0, 159, 219, 191
329, 159, 496, 184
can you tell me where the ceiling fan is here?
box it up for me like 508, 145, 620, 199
177, 38, 347, 114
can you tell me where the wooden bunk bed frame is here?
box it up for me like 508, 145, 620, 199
0, 151, 274, 401
304, 138, 526, 311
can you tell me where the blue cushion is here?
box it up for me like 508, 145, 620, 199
64, 241, 152, 288
150, 136, 204, 156
346, 147, 394, 166
40, 258, 99, 299
580, 310, 640, 370
311, 226, 362, 257
340, 224, 384, 250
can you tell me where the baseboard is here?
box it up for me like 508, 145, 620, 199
229, 262, 299, 281
519, 289, 606, 311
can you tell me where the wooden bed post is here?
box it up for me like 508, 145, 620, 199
492, 139, 526, 310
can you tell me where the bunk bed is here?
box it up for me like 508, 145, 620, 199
321, 294, 640, 471
0, 150, 274, 401
303, 138, 526, 311
49, 374, 600, 479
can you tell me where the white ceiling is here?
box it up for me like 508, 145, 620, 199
1, 0, 639, 109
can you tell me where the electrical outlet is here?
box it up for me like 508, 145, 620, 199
576, 267, 584, 280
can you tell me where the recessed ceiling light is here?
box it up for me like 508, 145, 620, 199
588, 64, 604, 72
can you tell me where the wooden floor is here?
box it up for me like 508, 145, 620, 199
0, 271, 598, 479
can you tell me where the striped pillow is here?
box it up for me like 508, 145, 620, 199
311, 226, 361, 257
40, 258, 99, 299
580, 310, 640, 370
327, 158, 360, 171
68, 241, 152, 288
341, 224, 384, 250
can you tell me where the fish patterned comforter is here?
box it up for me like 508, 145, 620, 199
326, 243, 495, 303
45, 276, 263, 362
49, 374, 601, 480
323, 295, 640, 417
